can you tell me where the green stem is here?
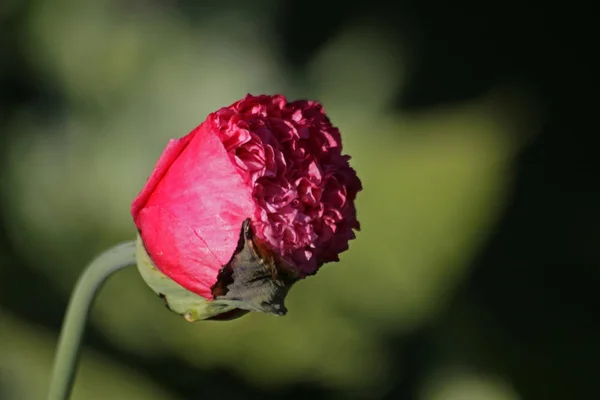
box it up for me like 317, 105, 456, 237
47, 241, 137, 400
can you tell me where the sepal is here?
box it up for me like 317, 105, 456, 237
136, 236, 247, 321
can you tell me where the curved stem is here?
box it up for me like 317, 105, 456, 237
47, 241, 137, 400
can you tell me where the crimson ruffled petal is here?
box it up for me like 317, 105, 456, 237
210, 94, 362, 276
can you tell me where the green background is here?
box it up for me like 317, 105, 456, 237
1, 1, 597, 399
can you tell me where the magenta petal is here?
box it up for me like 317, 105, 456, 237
131, 135, 192, 224
136, 122, 255, 299
137, 205, 222, 299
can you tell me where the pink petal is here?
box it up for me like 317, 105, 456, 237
138, 122, 254, 298
131, 135, 192, 224
137, 205, 222, 299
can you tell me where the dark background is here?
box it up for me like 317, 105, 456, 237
1, 1, 597, 399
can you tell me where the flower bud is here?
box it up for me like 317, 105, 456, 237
132, 94, 361, 320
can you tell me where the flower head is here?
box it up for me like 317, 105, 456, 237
132, 94, 361, 319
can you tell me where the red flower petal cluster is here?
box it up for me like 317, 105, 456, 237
132, 94, 361, 301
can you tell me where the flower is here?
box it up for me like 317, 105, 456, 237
132, 94, 361, 320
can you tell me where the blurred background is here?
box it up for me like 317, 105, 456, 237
0, 1, 597, 399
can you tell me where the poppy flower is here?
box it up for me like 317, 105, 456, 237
132, 94, 361, 320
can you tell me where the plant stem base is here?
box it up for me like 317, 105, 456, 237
46, 241, 136, 400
